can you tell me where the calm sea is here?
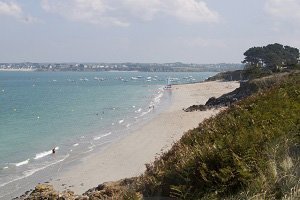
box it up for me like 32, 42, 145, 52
0, 71, 216, 198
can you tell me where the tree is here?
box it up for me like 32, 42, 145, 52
242, 43, 299, 72
242, 47, 264, 67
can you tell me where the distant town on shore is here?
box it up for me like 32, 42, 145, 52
0, 62, 243, 72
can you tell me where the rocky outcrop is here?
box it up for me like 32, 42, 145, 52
185, 73, 291, 112
83, 178, 142, 200
16, 178, 141, 200
13, 184, 87, 200
23, 184, 59, 199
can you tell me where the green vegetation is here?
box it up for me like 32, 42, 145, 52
243, 43, 299, 71
207, 43, 300, 81
133, 72, 300, 199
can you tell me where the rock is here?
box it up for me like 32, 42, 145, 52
58, 190, 75, 200
184, 104, 207, 112
25, 184, 59, 199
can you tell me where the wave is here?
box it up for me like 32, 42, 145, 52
140, 109, 152, 117
135, 108, 142, 113
149, 87, 164, 107
15, 159, 30, 167
85, 142, 96, 153
0, 154, 69, 188
126, 124, 131, 128
93, 132, 112, 141
73, 143, 79, 147
34, 147, 59, 160
138, 87, 164, 118
153, 92, 163, 104
118, 119, 124, 124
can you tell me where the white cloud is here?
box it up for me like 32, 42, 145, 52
41, 0, 219, 26
41, 0, 129, 26
122, 0, 162, 21
265, 0, 300, 20
0, 1, 39, 23
0, 1, 22, 17
164, 0, 219, 23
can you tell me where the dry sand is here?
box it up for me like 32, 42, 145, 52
51, 81, 240, 194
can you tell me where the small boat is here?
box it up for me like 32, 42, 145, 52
164, 77, 172, 90
94, 77, 104, 81
79, 78, 89, 81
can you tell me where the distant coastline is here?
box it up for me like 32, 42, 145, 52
0, 62, 243, 73
0, 68, 34, 72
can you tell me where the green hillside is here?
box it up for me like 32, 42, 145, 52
134, 72, 300, 199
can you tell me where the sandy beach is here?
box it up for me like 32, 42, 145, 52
51, 81, 240, 194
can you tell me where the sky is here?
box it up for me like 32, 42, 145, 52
0, 0, 299, 63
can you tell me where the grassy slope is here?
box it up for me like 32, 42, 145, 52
133, 72, 300, 199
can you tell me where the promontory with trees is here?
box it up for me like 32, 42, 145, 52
19, 44, 300, 199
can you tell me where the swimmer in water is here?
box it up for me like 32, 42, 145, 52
52, 148, 56, 154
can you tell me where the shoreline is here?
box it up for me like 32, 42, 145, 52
0, 84, 168, 200
50, 80, 240, 194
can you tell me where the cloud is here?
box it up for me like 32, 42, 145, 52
0, 1, 22, 17
265, 0, 300, 20
164, 0, 219, 23
41, 0, 129, 26
122, 0, 162, 21
41, 0, 219, 26
0, 1, 39, 23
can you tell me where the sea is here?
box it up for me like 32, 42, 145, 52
0, 71, 216, 198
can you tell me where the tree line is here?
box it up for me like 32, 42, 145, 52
242, 43, 299, 72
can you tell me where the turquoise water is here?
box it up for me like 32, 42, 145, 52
0, 71, 216, 196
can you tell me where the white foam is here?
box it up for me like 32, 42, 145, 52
126, 124, 131, 128
135, 108, 142, 113
85, 142, 96, 153
73, 143, 79, 147
93, 132, 112, 141
3, 166, 8, 170
118, 119, 124, 124
0, 154, 69, 188
140, 109, 152, 117
154, 92, 163, 104
34, 147, 59, 160
15, 159, 30, 167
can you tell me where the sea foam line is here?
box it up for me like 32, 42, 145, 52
34, 147, 59, 160
15, 159, 30, 167
93, 132, 112, 141
0, 154, 69, 188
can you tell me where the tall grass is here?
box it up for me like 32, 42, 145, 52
136, 72, 300, 199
